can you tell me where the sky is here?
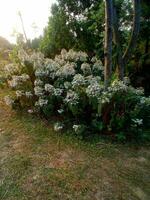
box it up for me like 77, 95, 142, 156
0, 0, 56, 43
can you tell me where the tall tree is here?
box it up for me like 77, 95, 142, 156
40, 4, 75, 57
113, 0, 141, 80
104, 0, 113, 87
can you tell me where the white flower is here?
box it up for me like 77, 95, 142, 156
34, 79, 43, 86
34, 86, 44, 96
28, 109, 34, 114
110, 80, 128, 92
86, 76, 101, 85
8, 74, 30, 88
128, 86, 144, 96
139, 97, 150, 105
72, 74, 85, 89
123, 77, 130, 85
65, 49, 78, 61
64, 90, 79, 105
58, 109, 64, 114
65, 49, 87, 62
91, 56, 97, 63
56, 63, 75, 78
140, 97, 146, 104
18, 49, 30, 63
16, 90, 24, 98
73, 124, 81, 133
93, 60, 103, 72
132, 119, 143, 126
78, 51, 88, 62
44, 84, 54, 93
54, 122, 64, 132
46, 61, 60, 72
54, 88, 63, 97
61, 49, 67, 59
21, 74, 30, 82
35, 98, 48, 107
5, 64, 19, 75
25, 91, 33, 98
81, 63, 91, 75
4, 96, 14, 106
8, 79, 18, 88
64, 81, 72, 89
100, 95, 110, 104
35, 69, 49, 77
86, 83, 104, 98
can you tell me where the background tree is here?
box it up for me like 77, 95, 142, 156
40, 4, 75, 57
104, 0, 113, 87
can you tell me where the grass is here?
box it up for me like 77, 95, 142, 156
0, 86, 150, 199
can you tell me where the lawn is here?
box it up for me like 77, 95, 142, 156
0, 87, 150, 200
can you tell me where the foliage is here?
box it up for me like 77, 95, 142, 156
4, 49, 150, 142
40, 4, 75, 57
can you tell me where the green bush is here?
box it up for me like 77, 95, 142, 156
4, 49, 150, 142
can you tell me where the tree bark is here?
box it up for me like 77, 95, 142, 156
112, 4, 124, 80
104, 0, 113, 87
112, 0, 141, 80
123, 0, 141, 66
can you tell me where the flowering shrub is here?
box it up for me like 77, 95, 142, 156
4, 49, 150, 142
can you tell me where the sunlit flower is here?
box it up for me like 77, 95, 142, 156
34, 86, 44, 96
4, 95, 14, 106
54, 122, 64, 132
64, 90, 79, 105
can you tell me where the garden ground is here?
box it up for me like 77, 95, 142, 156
0, 87, 150, 200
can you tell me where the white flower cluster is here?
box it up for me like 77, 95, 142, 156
64, 90, 79, 105
56, 63, 75, 78
73, 124, 81, 133
4, 95, 14, 106
72, 74, 86, 89
86, 75, 101, 85
132, 118, 143, 127
54, 88, 63, 97
31, 52, 44, 68
34, 79, 43, 87
123, 76, 130, 85
86, 82, 104, 98
25, 91, 33, 98
92, 60, 104, 72
139, 96, 150, 105
18, 49, 30, 63
109, 80, 128, 93
8, 74, 30, 88
54, 122, 64, 132
91, 56, 97, 63
16, 90, 24, 98
34, 86, 44, 96
46, 60, 60, 73
64, 81, 72, 89
44, 84, 54, 94
99, 91, 112, 104
35, 68, 49, 77
131, 87, 144, 96
62, 49, 88, 62
57, 109, 64, 114
81, 63, 91, 75
5, 64, 19, 76
54, 55, 66, 66
35, 98, 48, 107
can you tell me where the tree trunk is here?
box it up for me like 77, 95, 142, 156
104, 0, 113, 87
112, 0, 141, 80
112, 3, 124, 80
123, 0, 141, 66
